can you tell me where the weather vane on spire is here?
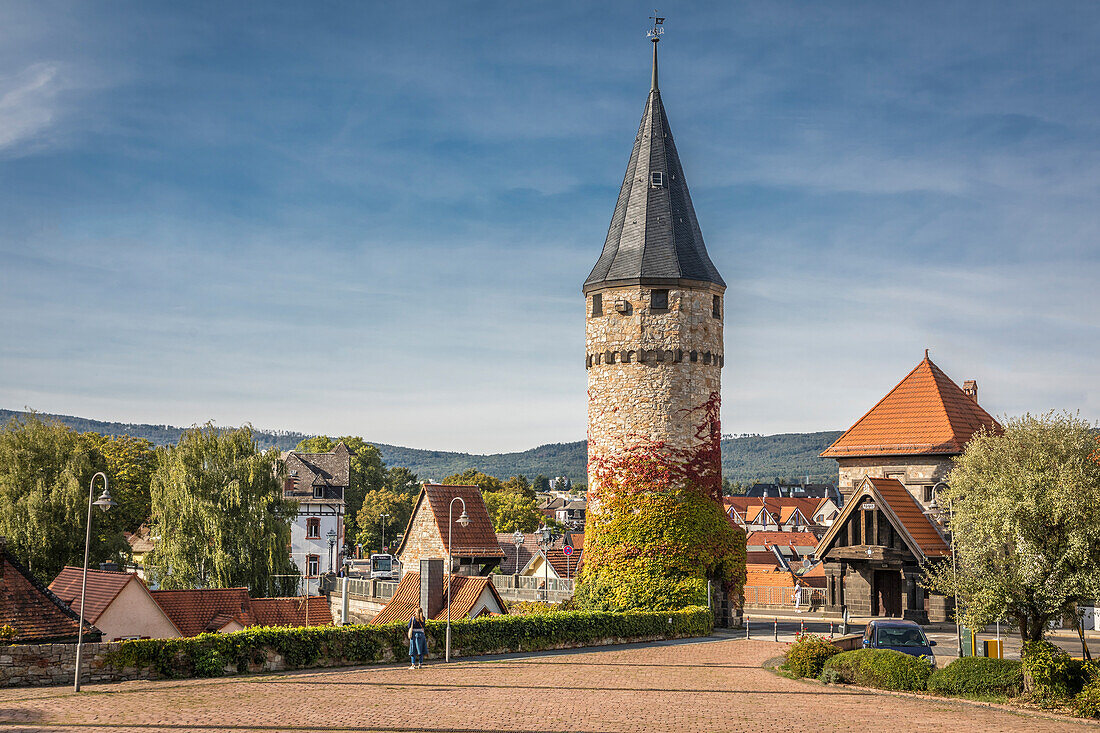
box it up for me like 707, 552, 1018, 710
648, 11, 665, 43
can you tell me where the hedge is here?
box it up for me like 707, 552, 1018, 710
823, 648, 933, 692
1021, 640, 1095, 702
102, 606, 713, 680
784, 634, 839, 678
927, 657, 1023, 697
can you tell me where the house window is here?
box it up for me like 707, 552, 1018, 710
591, 293, 602, 317
712, 295, 721, 319
313, 486, 323, 499
306, 517, 320, 539
650, 289, 669, 312
307, 555, 320, 578
650, 171, 665, 188
923, 486, 934, 503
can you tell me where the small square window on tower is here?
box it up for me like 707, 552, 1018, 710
650, 289, 669, 311
650, 171, 665, 188
712, 295, 721, 319
591, 293, 602, 317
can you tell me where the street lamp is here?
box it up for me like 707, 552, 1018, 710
74, 472, 116, 692
536, 525, 555, 602
327, 528, 337, 574
927, 482, 963, 659
445, 496, 470, 662
380, 513, 391, 553
512, 529, 524, 586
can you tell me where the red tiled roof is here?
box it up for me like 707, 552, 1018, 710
124, 524, 155, 554
1, 541, 98, 643
251, 596, 332, 627
537, 547, 583, 579
421, 485, 505, 557
822, 355, 1001, 458
745, 531, 819, 549
49, 566, 138, 624
370, 572, 505, 625
495, 533, 539, 574
150, 588, 255, 637
568, 532, 584, 550
817, 477, 950, 561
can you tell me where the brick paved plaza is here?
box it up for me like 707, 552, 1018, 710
0, 636, 1087, 732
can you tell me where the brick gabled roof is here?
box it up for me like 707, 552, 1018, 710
417, 485, 504, 558
251, 596, 332, 627
1, 541, 99, 644
822, 355, 1001, 458
369, 572, 505, 625
150, 588, 255, 637
49, 566, 143, 625
818, 477, 950, 561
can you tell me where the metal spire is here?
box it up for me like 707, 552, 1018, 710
647, 12, 664, 90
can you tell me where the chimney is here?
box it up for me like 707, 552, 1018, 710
419, 558, 444, 619
962, 380, 978, 403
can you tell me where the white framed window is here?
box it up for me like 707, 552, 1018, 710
313, 486, 323, 499
307, 555, 320, 577
650, 171, 665, 187
306, 517, 320, 539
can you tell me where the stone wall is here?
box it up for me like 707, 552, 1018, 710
585, 283, 724, 495
397, 500, 447, 571
0, 642, 153, 688
837, 456, 956, 509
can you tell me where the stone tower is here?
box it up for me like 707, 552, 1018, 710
578, 25, 741, 615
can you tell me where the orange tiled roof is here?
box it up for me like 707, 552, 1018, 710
567, 532, 584, 550
251, 596, 332, 627
370, 571, 505, 625
821, 355, 1001, 458
49, 566, 140, 624
495, 532, 540, 574
745, 531, 819, 549
865, 477, 950, 558
1, 540, 99, 643
536, 547, 583, 579
150, 588, 255, 637
419, 485, 505, 558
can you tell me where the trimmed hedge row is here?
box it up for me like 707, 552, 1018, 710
927, 657, 1023, 697
102, 606, 713, 680
823, 648, 933, 691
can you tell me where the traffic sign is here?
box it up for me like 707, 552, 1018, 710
563, 545, 574, 556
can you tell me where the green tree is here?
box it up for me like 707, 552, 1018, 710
484, 491, 542, 532
356, 487, 417, 554
80, 432, 156, 534
441, 468, 504, 493
384, 466, 420, 495
502, 474, 534, 500
925, 412, 1100, 642
532, 474, 551, 493
148, 424, 300, 596
294, 436, 385, 548
0, 414, 127, 583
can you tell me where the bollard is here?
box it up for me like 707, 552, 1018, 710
800, 618, 805, 636
746, 617, 750, 640
774, 618, 778, 642
829, 621, 834, 637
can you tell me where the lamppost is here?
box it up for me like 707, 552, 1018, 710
512, 529, 524, 586
380, 513, 390, 553
927, 481, 964, 659
74, 472, 116, 692
327, 528, 337, 574
445, 496, 470, 662
536, 525, 555, 602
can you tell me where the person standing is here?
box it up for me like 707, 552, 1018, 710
408, 608, 427, 669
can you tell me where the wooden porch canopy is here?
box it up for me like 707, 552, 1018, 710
817, 477, 950, 564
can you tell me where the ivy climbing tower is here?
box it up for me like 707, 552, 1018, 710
577, 19, 744, 619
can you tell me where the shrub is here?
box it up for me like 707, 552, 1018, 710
101, 607, 713, 680
927, 657, 1023, 697
0, 624, 15, 644
817, 667, 842, 685
1021, 640, 1088, 702
1074, 677, 1100, 718
823, 649, 933, 691
784, 634, 839, 678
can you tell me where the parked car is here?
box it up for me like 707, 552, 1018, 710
862, 619, 936, 666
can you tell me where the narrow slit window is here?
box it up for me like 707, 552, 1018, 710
591, 293, 602, 317
712, 295, 721, 319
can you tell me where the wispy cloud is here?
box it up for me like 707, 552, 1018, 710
0, 62, 62, 154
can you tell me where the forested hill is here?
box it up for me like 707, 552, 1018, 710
0, 409, 842, 485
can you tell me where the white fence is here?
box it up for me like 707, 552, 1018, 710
742, 585, 826, 610
490, 574, 574, 603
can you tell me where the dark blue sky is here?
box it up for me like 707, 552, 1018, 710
2, 1, 1097, 451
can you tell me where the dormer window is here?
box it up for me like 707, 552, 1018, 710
650, 171, 665, 188
313, 486, 323, 499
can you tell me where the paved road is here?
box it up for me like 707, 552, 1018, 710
0, 636, 1089, 732
742, 618, 1092, 663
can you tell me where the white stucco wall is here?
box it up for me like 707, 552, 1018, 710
95, 580, 181, 640
289, 502, 344, 595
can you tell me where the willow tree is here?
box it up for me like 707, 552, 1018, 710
0, 413, 127, 583
925, 412, 1100, 642
148, 424, 299, 596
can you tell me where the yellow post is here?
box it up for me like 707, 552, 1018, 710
971, 631, 978, 657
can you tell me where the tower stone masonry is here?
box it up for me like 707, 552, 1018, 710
577, 28, 743, 618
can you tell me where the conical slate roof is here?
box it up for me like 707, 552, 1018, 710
584, 41, 724, 294
820, 354, 1001, 458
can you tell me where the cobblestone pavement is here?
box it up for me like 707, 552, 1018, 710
0, 636, 1090, 732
